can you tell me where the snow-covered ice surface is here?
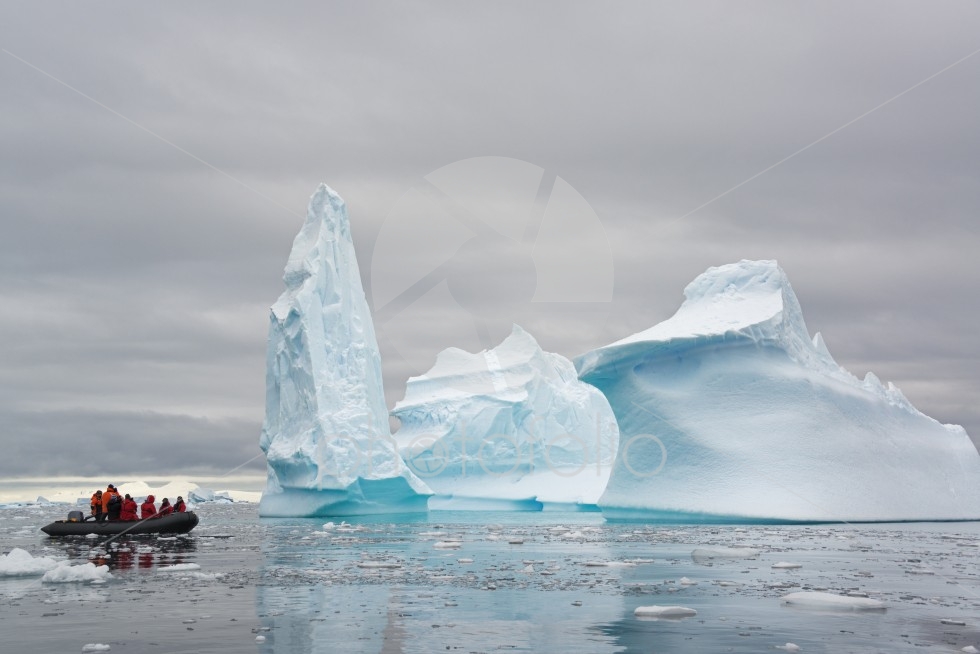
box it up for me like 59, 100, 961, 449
259, 185, 431, 517
576, 260, 980, 522
393, 325, 619, 510
2, 503, 979, 652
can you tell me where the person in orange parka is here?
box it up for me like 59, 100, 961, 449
120, 494, 139, 521
101, 484, 121, 521
90, 490, 103, 522
141, 494, 157, 519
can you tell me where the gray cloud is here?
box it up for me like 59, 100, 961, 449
2, 1, 979, 483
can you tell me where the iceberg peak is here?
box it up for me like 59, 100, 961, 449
260, 185, 431, 517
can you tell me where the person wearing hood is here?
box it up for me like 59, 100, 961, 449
140, 494, 156, 519
173, 496, 186, 513
120, 494, 139, 521
158, 498, 173, 516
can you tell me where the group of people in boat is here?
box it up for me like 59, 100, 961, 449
89, 484, 186, 522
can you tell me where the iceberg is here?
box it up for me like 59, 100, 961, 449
392, 325, 619, 510
576, 260, 980, 522
259, 185, 431, 517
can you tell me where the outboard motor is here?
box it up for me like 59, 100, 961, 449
67, 510, 84, 522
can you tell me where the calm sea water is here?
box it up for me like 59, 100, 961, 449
1, 503, 978, 653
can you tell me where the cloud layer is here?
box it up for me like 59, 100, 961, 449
2, 2, 978, 477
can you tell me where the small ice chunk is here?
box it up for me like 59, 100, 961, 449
0, 548, 61, 576
679, 576, 697, 585
82, 645, 111, 652
508, 538, 525, 545
634, 605, 698, 619
772, 562, 802, 569
357, 561, 401, 569
775, 644, 801, 652
255, 635, 266, 643
692, 547, 760, 560
584, 561, 634, 568
781, 591, 885, 611
457, 558, 474, 564
42, 562, 112, 583
433, 541, 462, 549
961, 646, 978, 653
157, 563, 202, 573
940, 618, 967, 626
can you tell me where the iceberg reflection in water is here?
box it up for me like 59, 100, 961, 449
2, 503, 978, 653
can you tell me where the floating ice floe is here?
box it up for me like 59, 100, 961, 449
775, 644, 801, 652
781, 591, 885, 611
634, 605, 698, 619
357, 561, 401, 569
772, 562, 802, 569
691, 547, 760, 562
41, 562, 111, 583
82, 645, 111, 652
0, 548, 61, 576
157, 563, 202, 573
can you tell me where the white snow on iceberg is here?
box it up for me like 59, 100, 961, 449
576, 260, 980, 522
259, 185, 431, 517
392, 325, 618, 510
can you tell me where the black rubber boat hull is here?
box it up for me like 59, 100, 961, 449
40, 511, 199, 537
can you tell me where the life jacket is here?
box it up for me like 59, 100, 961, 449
90, 493, 103, 515
140, 495, 156, 519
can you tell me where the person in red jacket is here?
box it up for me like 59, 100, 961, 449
172, 496, 186, 512
120, 494, 139, 521
158, 498, 173, 516
140, 494, 156, 519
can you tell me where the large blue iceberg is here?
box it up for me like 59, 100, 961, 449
259, 185, 431, 517
392, 325, 619, 510
576, 260, 980, 522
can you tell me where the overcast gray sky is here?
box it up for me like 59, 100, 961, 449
2, 2, 978, 478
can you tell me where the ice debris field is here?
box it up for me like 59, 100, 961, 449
2, 503, 980, 653
257, 184, 980, 522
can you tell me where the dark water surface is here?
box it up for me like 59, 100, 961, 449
1, 503, 978, 653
